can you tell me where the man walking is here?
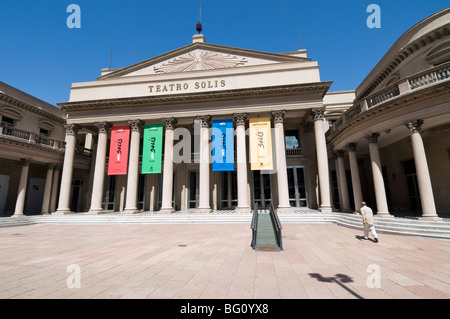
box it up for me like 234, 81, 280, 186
360, 201, 378, 243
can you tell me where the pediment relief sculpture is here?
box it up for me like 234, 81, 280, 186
153, 49, 248, 74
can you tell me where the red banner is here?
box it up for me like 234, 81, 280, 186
108, 126, 130, 175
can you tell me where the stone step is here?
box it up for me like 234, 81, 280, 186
1, 211, 449, 240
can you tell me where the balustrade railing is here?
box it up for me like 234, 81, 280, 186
408, 61, 450, 90
366, 83, 400, 108
328, 61, 450, 137
0, 124, 65, 150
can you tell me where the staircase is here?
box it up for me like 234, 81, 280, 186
1, 209, 449, 240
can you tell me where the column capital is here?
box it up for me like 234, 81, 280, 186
128, 119, 144, 132
406, 119, 423, 134
20, 158, 31, 166
64, 123, 81, 136
336, 150, 346, 157
233, 113, 247, 126
95, 121, 112, 134
347, 142, 358, 152
311, 107, 326, 121
271, 110, 286, 124
162, 117, 177, 130
303, 122, 314, 133
365, 133, 380, 143
196, 115, 211, 128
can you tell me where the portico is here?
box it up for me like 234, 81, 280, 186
55, 36, 340, 214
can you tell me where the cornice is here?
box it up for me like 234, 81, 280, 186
58, 82, 332, 112
0, 92, 66, 124
98, 42, 312, 80
356, 23, 450, 103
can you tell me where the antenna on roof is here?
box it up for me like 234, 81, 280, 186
109, 46, 113, 69
298, 26, 301, 50
196, 3, 202, 34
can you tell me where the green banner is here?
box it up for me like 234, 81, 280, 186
142, 124, 163, 174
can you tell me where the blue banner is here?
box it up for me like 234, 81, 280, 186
212, 119, 234, 171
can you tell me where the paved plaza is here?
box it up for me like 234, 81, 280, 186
0, 222, 449, 299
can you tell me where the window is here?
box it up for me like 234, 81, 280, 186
1, 116, 15, 127
39, 128, 51, 136
285, 129, 300, 149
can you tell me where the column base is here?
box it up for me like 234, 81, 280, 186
158, 208, 176, 214
376, 212, 393, 217
276, 206, 293, 213
195, 207, 211, 214
11, 214, 25, 218
319, 206, 332, 213
86, 209, 107, 215
121, 209, 140, 214
419, 215, 441, 221
53, 210, 74, 215
235, 207, 251, 213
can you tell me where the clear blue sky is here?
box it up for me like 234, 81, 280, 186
0, 0, 448, 106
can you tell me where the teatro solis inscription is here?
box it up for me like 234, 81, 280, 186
148, 79, 226, 93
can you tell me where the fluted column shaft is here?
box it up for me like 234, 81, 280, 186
406, 120, 438, 219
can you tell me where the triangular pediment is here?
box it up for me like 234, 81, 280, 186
98, 42, 310, 79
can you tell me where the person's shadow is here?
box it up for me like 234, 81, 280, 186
355, 235, 377, 243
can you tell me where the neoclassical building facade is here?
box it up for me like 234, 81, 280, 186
54, 32, 352, 215
1, 8, 449, 219
326, 7, 450, 219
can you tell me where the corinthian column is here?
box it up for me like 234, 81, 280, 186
347, 143, 363, 213
406, 120, 438, 219
336, 150, 350, 212
55, 124, 80, 214
272, 110, 291, 212
88, 121, 111, 214
196, 115, 212, 213
234, 113, 250, 213
160, 117, 177, 213
41, 163, 55, 214
123, 120, 144, 214
12, 158, 31, 217
311, 107, 332, 212
365, 133, 390, 217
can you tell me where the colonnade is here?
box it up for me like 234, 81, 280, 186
333, 119, 438, 219
11, 160, 61, 217
53, 109, 331, 214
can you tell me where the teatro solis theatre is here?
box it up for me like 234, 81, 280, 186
1, 8, 449, 219
55, 30, 338, 215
